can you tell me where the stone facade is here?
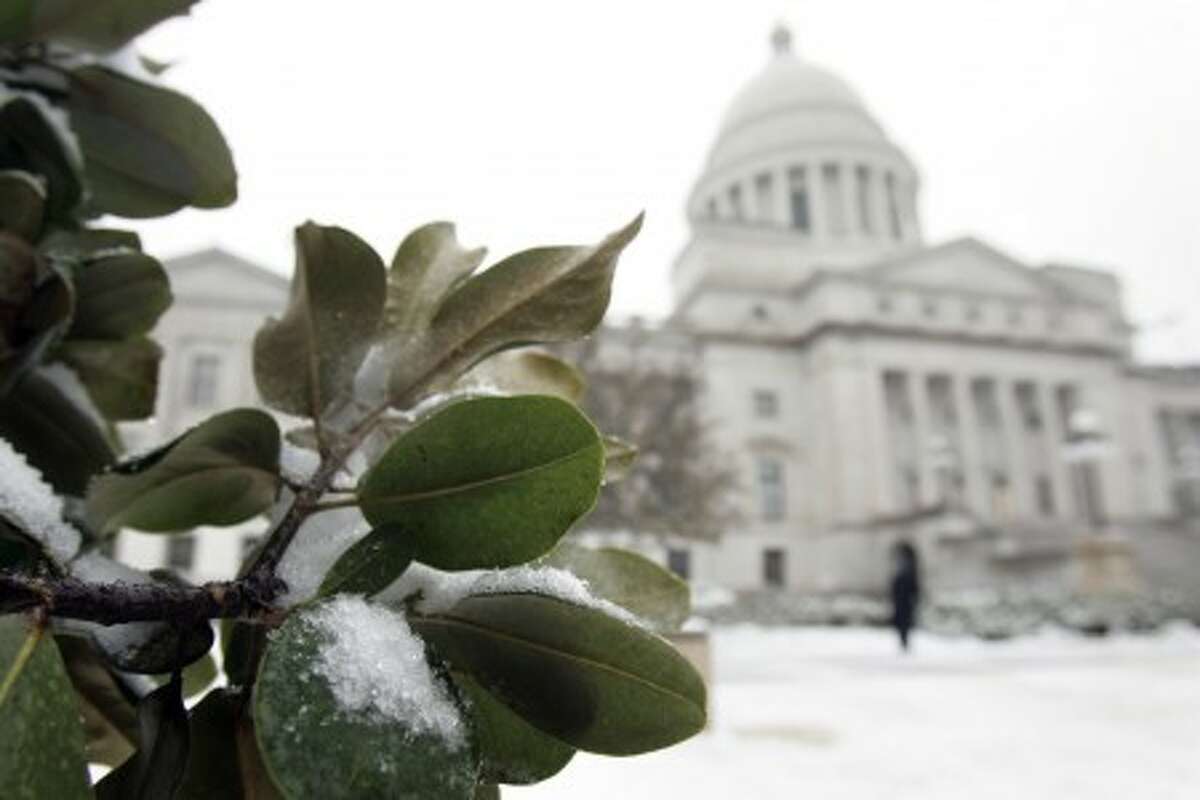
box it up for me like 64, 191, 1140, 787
118, 27, 1200, 605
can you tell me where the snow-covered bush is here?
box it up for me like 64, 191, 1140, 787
0, 4, 703, 797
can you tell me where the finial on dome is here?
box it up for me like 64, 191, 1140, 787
770, 23, 793, 56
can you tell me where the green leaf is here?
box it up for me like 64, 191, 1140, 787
453, 671, 574, 785
13, 0, 199, 52
95, 672, 190, 800
69, 252, 171, 339
220, 619, 266, 689
254, 602, 476, 799
318, 524, 413, 597
0, 615, 92, 799
177, 689, 283, 800
386, 215, 642, 406
542, 543, 690, 632
601, 435, 638, 483
358, 395, 604, 570
86, 408, 280, 533
474, 784, 501, 800
0, 369, 114, 495
413, 593, 706, 755
66, 66, 236, 218
462, 349, 585, 404
253, 222, 385, 418
55, 634, 141, 767
91, 615, 215, 675
39, 227, 142, 260
385, 220, 486, 332
0, 252, 75, 397
0, 97, 83, 220
57, 337, 161, 420
0, 169, 46, 241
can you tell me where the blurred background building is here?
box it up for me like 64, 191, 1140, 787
118, 26, 1200, 618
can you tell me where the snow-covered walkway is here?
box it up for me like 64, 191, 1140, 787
512, 624, 1200, 799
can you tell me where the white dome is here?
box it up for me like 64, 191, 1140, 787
706, 27, 898, 171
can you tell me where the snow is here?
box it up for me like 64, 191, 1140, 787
278, 443, 320, 485
0, 437, 82, 563
511, 624, 1200, 800
382, 562, 642, 625
308, 596, 466, 747
274, 501, 368, 606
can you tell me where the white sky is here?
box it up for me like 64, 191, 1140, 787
133, 0, 1200, 362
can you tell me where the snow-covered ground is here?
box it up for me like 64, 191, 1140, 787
511, 624, 1200, 799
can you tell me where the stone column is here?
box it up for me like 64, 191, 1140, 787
909, 370, 934, 507
1040, 381, 1078, 519
955, 375, 986, 516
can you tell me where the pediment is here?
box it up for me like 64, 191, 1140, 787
165, 248, 289, 309
864, 238, 1060, 300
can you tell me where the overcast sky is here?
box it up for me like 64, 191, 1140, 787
133, 0, 1200, 362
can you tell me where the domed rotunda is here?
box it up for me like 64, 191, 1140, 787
673, 25, 923, 304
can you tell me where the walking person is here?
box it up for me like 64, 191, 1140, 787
890, 541, 921, 652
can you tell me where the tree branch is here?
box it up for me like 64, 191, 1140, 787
0, 571, 283, 627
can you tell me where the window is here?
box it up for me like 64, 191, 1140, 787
921, 297, 938, 318
1007, 306, 1023, 327
787, 166, 810, 232
1035, 474, 1055, 516
728, 184, 744, 220
167, 534, 196, 572
753, 390, 779, 419
1056, 384, 1078, 438
884, 171, 903, 240
705, 197, 718, 219
756, 457, 786, 520
751, 304, 768, 321
754, 173, 774, 222
877, 293, 893, 313
971, 378, 1002, 429
965, 303, 982, 323
822, 163, 846, 236
667, 548, 691, 580
1015, 382, 1043, 431
763, 548, 786, 588
855, 164, 873, 234
186, 353, 221, 408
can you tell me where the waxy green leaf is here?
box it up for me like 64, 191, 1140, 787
386, 216, 641, 406
254, 222, 385, 418
602, 435, 638, 483
0, 369, 113, 495
67, 66, 235, 217
462, 349, 585, 404
318, 524, 413, 597
358, 395, 604, 570
56, 634, 142, 767
0, 0, 199, 52
0, 615, 92, 799
69, 252, 170, 339
0, 169, 46, 241
542, 542, 690, 631
58, 336, 161, 420
86, 407, 280, 533
453, 671, 574, 785
414, 593, 706, 755
254, 602, 476, 800
0, 97, 83, 220
385, 221, 486, 332
95, 672, 190, 800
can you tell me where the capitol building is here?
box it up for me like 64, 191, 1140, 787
121, 27, 1200, 604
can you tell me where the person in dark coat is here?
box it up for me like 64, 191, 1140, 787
890, 541, 921, 652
